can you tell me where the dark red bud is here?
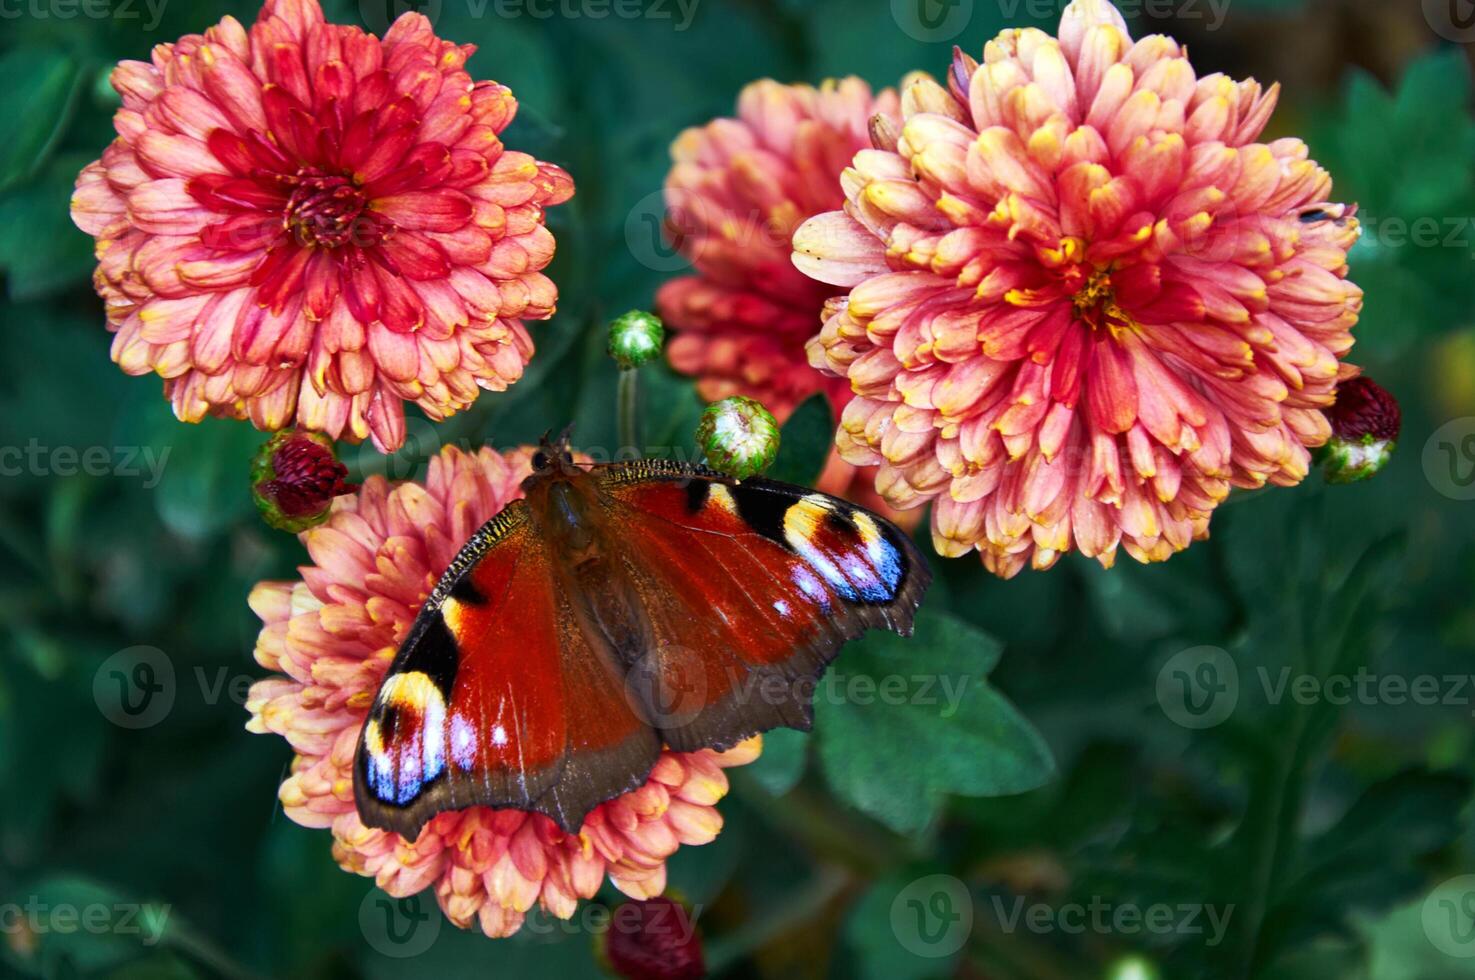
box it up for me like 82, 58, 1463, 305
251, 430, 357, 533
1325, 376, 1401, 444
601, 897, 705, 980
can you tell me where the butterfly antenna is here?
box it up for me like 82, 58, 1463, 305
554, 422, 576, 453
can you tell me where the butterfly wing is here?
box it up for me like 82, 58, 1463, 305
595, 459, 931, 753
353, 503, 662, 838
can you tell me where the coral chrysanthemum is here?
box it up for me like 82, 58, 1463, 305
796, 0, 1363, 577
245, 444, 760, 938
71, 0, 573, 452
658, 78, 906, 514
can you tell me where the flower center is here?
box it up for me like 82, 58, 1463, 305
1070, 268, 1135, 336
282, 171, 390, 249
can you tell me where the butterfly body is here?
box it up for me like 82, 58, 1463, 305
355, 437, 930, 839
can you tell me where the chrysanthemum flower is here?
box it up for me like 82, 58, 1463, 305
657, 78, 907, 515
795, 0, 1363, 576
245, 444, 761, 938
70, 0, 573, 452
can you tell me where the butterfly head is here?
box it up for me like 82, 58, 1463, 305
529, 425, 580, 480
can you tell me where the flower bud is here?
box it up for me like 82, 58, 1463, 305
1320, 376, 1401, 485
696, 396, 780, 480
598, 896, 705, 980
251, 430, 357, 533
1107, 955, 1161, 980
608, 311, 666, 370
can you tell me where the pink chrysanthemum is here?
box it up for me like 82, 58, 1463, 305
796, 0, 1363, 577
245, 444, 761, 938
657, 78, 910, 518
71, 0, 573, 452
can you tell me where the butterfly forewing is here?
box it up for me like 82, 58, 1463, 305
596, 461, 930, 751
353, 505, 661, 838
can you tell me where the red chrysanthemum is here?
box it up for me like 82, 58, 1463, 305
796, 0, 1363, 577
657, 78, 910, 518
246, 443, 761, 938
71, 0, 573, 452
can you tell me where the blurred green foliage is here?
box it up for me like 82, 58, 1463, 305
1, 1, 1474, 979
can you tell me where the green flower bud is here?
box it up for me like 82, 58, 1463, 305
251, 430, 357, 533
1106, 956, 1161, 980
608, 310, 666, 370
1319, 376, 1400, 485
696, 396, 780, 480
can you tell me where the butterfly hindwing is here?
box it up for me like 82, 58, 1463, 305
353, 504, 661, 838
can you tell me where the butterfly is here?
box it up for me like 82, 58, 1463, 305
354, 429, 931, 838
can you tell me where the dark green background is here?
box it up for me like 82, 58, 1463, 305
3, 0, 1475, 977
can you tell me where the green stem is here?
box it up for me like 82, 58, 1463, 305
617, 367, 640, 455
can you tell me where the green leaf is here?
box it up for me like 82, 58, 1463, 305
816, 609, 1055, 834
765, 394, 833, 487
745, 728, 809, 796
0, 152, 97, 300
0, 49, 81, 193
1280, 771, 1472, 926
1319, 51, 1475, 353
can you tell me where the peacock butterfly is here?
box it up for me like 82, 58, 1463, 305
354, 430, 931, 838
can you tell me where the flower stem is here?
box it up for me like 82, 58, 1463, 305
618, 367, 640, 455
